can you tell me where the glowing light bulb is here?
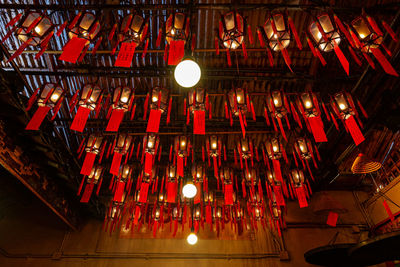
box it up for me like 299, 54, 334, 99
187, 233, 198, 245
171, 29, 175, 35
197, 173, 201, 178
242, 146, 246, 151
305, 101, 312, 108
174, 59, 201, 88
274, 34, 278, 38
299, 145, 305, 152
237, 96, 241, 102
231, 42, 238, 49
181, 141, 186, 146
50, 93, 59, 102
83, 31, 88, 37
359, 33, 365, 39
133, 32, 139, 37
152, 96, 158, 102
148, 141, 153, 148
182, 183, 197, 198
273, 146, 278, 152
169, 172, 174, 177
34, 26, 41, 34
212, 143, 217, 149
339, 103, 346, 110
273, 99, 278, 105
317, 32, 322, 39
120, 96, 128, 103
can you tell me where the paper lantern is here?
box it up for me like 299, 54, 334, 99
219, 166, 235, 206
226, 88, 256, 137
113, 13, 149, 67
293, 137, 320, 181
257, 12, 302, 71
110, 133, 133, 176
105, 86, 135, 132
76, 134, 106, 176
205, 135, 223, 178
289, 169, 309, 208
236, 137, 256, 181
143, 133, 160, 177
263, 137, 288, 187
69, 83, 104, 132
144, 87, 171, 133
174, 135, 190, 177
25, 83, 65, 131
185, 88, 210, 135
192, 162, 206, 194
59, 12, 101, 63
111, 164, 133, 203
77, 164, 104, 203
103, 192, 126, 233
165, 164, 179, 204
265, 90, 291, 141
3, 11, 54, 61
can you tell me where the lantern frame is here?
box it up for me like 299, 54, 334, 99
166, 164, 178, 183
350, 16, 383, 53
37, 83, 65, 108
227, 88, 249, 116
206, 135, 222, 157
244, 167, 258, 186
213, 206, 223, 220
260, 13, 291, 51
172, 206, 183, 221
118, 13, 148, 45
77, 83, 103, 110
219, 11, 245, 50
188, 88, 207, 112
290, 169, 305, 187
174, 135, 189, 157
264, 137, 283, 160
331, 92, 355, 120
238, 137, 253, 159
111, 86, 135, 111
86, 165, 104, 184
266, 169, 280, 186
266, 90, 288, 118
84, 134, 104, 154
114, 133, 133, 155
165, 12, 190, 44
68, 12, 100, 42
16, 11, 54, 46
144, 134, 159, 155
309, 13, 342, 53
192, 162, 206, 183
295, 137, 312, 160
219, 166, 233, 185
150, 87, 170, 113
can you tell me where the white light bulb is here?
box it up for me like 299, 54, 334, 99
237, 96, 241, 102
171, 29, 175, 35
35, 26, 41, 34
359, 33, 365, 39
152, 96, 158, 102
181, 141, 186, 146
174, 59, 201, 88
273, 146, 278, 152
197, 173, 201, 178
148, 141, 153, 148
182, 183, 197, 198
305, 101, 312, 108
120, 96, 128, 103
339, 103, 346, 110
231, 42, 238, 49
274, 34, 278, 38
50, 94, 59, 102
187, 233, 198, 245
317, 32, 322, 39
273, 99, 278, 105
212, 143, 217, 149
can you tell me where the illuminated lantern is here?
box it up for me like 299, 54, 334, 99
111, 164, 133, 203
265, 168, 285, 207
69, 83, 104, 132
143, 87, 171, 133
165, 164, 178, 204
307, 13, 350, 75
110, 133, 133, 176
185, 88, 210, 135
171, 206, 183, 236
236, 137, 255, 176
151, 205, 162, 237
293, 137, 320, 180
192, 163, 206, 204
263, 137, 288, 186
25, 83, 65, 130
113, 12, 149, 67
3, 11, 54, 61
243, 167, 262, 201
349, 14, 398, 76
265, 90, 290, 141
289, 169, 308, 208
105, 86, 135, 132
205, 135, 224, 178
269, 197, 283, 236
226, 88, 256, 137
202, 190, 214, 227
103, 192, 126, 233
143, 134, 160, 176
77, 165, 104, 203
330, 91, 367, 146
295, 91, 328, 142
219, 166, 234, 206
257, 12, 302, 71
76, 134, 106, 176
155, 12, 190, 65
231, 205, 245, 234
174, 135, 191, 177
217, 11, 250, 66
59, 12, 101, 63
213, 205, 224, 236
192, 205, 202, 233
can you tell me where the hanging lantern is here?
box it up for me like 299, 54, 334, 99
103, 192, 127, 233
226, 88, 256, 137
263, 137, 288, 185
143, 133, 160, 177
136, 165, 157, 204
110, 133, 133, 176
205, 135, 223, 178
143, 87, 171, 133
174, 135, 191, 177
266, 170, 280, 186
295, 91, 328, 142
307, 13, 350, 75
265, 167, 286, 208
203, 190, 214, 226
113, 12, 149, 67
171, 206, 183, 237
349, 14, 398, 76
3, 11, 54, 61
330, 91, 367, 146
25, 83, 65, 130
111, 164, 133, 203
69, 83, 104, 132
219, 166, 234, 206
165, 164, 179, 204
151, 205, 162, 237
192, 163, 206, 203
269, 197, 283, 236
77, 164, 104, 203
265, 90, 291, 141
289, 169, 308, 208
257, 12, 302, 71
243, 167, 260, 200
217, 10, 249, 66
236, 136, 255, 177
59, 12, 101, 63
105, 86, 135, 132
293, 137, 320, 181
76, 134, 106, 176
185, 88, 210, 135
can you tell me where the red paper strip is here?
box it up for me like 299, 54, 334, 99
274, 185, 285, 206
206, 205, 212, 224
25, 106, 51, 130
334, 44, 349, 75
168, 40, 185, 66
110, 152, 123, 175
327, 211, 339, 227
113, 181, 125, 202
193, 110, 206, 135
106, 109, 125, 132
345, 115, 365, 146
144, 153, 153, 176
146, 109, 162, 133
296, 186, 308, 208
224, 184, 233, 205
308, 116, 328, 142
139, 182, 149, 203
383, 200, 395, 222
177, 156, 184, 177
70, 106, 91, 132
272, 159, 283, 183
115, 42, 137, 67
167, 182, 177, 203
371, 48, 399, 77
59, 37, 88, 63
80, 183, 95, 203
80, 152, 96, 176
194, 183, 202, 204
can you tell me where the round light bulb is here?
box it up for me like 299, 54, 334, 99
273, 146, 278, 152
359, 33, 365, 39
273, 99, 279, 105
34, 26, 41, 34
187, 233, 198, 245
305, 101, 312, 108
120, 96, 128, 103
50, 93, 59, 102
212, 143, 217, 149
339, 103, 346, 110
174, 59, 201, 88
152, 96, 158, 102
182, 182, 197, 198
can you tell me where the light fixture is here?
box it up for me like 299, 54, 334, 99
187, 232, 198, 245
174, 58, 201, 88
182, 181, 197, 198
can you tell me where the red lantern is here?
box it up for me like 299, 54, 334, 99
242, 167, 260, 200
349, 14, 398, 76
226, 87, 256, 137
192, 163, 207, 203
293, 137, 320, 181
77, 134, 106, 176
174, 135, 191, 177
219, 166, 234, 206
111, 164, 133, 203
106, 86, 135, 132
136, 165, 157, 204
3, 11, 54, 61
25, 83, 65, 130
103, 192, 127, 233
143, 133, 160, 177
143, 87, 171, 133
69, 83, 104, 132
205, 135, 224, 178
269, 198, 283, 236
330, 91, 367, 146
110, 133, 133, 175
265, 168, 286, 208
185, 88, 210, 135
264, 90, 291, 141
257, 12, 302, 71
289, 169, 309, 208
59, 12, 101, 63
263, 137, 288, 185
171, 205, 183, 236
77, 164, 104, 203
236, 137, 255, 176
165, 164, 178, 204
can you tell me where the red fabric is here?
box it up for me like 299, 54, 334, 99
133, 205, 141, 225
193, 110, 206, 135
213, 157, 219, 179
167, 182, 177, 203
334, 44, 349, 75
274, 185, 285, 206
206, 205, 212, 224
80, 183, 95, 203
371, 48, 399, 77
59, 37, 88, 63
144, 153, 153, 176
327, 211, 339, 227
238, 112, 246, 138
224, 184, 233, 205
277, 117, 287, 141
80, 152, 96, 176
167, 40, 185, 65
110, 152, 123, 175
113, 181, 126, 202
139, 182, 149, 203
106, 109, 125, 132
345, 115, 365, 146
177, 156, 184, 177
272, 159, 283, 183
146, 109, 162, 133
295, 186, 308, 208
383, 200, 395, 222
194, 183, 202, 204
26, 106, 51, 130
115, 42, 137, 67
308, 116, 328, 142
70, 106, 91, 132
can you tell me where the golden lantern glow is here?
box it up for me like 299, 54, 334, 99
114, 133, 133, 155
166, 12, 190, 44
290, 169, 305, 187
112, 86, 135, 111
219, 11, 245, 50
16, 11, 53, 46
309, 14, 341, 52
84, 134, 104, 154
68, 12, 100, 42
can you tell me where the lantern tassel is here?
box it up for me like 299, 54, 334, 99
144, 153, 153, 176
296, 186, 308, 208
381, 20, 398, 42
371, 48, 398, 76
288, 16, 302, 50
80, 183, 95, 203
25, 106, 51, 130
80, 152, 96, 176
168, 40, 185, 66
26, 88, 40, 111
333, 43, 349, 75
224, 184, 234, 205
308, 116, 327, 142
8, 38, 33, 62
226, 49, 232, 67
348, 46, 362, 66
215, 37, 220, 55
139, 182, 149, 203
110, 152, 123, 176
238, 112, 246, 138
267, 48, 274, 67
5, 13, 22, 28
345, 115, 365, 146
277, 117, 287, 141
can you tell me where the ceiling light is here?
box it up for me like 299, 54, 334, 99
182, 182, 197, 198
187, 232, 198, 245
174, 58, 201, 88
